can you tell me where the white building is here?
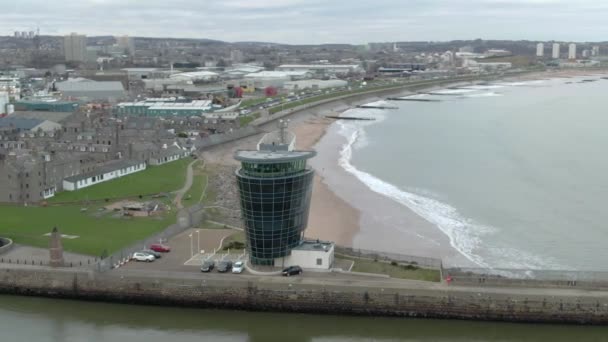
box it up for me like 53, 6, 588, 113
274, 241, 335, 270
582, 50, 591, 58
568, 43, 577, 59
592, 46, 600, 56
148, 147, 190, 166
441, 51, 454, 65
0, 92, 9, 116
276, 64, 363, 76
283, 79, 348, 91
64, 33, 87, 62
62, 159, 146, 191
552, 43, 560, 59
169, 71, 219, 82
230, 50, 244, 63
536, 43, 544, 57
116, 35, 135, 56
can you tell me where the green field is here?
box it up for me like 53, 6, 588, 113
0, 204, 176, 256
238, 112, 261, 126
338, 255, 441, 282
50, 158, 192, 203
0, 158, 197, 256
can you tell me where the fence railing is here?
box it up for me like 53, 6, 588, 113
442, 267, 608, 289
95, 203, 206, 272
334, 246, 443, 269
0, 257, 97, 268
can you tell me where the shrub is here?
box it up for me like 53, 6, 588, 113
390, 261, 398, 266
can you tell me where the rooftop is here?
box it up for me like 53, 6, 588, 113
12, 111, 75, 123
56, 81, 125, 92
0, 117, 44, 130
235, 150, 316, 163
293, 240, 334, 252
64, 159, 143, 183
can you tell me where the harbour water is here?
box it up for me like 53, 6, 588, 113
2, 295, 608, 341
335, 76, 608, 271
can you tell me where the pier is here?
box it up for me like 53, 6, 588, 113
356, 105, 399, 109
387, 97, 441, 102
325, 116, 376, 121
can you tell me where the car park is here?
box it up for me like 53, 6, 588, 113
149, 243, 171, 253
282, 265, 302, 276
141, 249, 162, 258
132, 252, 155, 262
232, 261, 245, 274
201, 260, 215, 272
217, 261, 233, 273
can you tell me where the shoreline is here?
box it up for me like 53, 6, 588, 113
297, 69, 608, 268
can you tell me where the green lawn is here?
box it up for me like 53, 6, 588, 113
50, 158, 192, 203
0, 204, 176, 256
238, 112, 260, 126
338, 255, 441, 282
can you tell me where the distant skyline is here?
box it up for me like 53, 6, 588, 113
4, 0, 608, 44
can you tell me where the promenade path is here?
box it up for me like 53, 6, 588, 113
173, 159, 200, 210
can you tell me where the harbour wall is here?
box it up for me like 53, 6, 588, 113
2, 265, 608, 325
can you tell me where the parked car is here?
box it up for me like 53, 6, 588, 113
132, 252, 155, 262
149, 243, 171, 253
217, 261, 233, 273
141, 249, 161, 259
282, 265, 302, 276
201, 260, 215, 272
232, 261, 245, 274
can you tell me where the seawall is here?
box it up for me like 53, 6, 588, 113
2, 265, 608, 325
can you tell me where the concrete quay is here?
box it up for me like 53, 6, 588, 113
2, 264, 608, 324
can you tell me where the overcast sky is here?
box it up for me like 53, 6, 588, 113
4, 0, 608, 44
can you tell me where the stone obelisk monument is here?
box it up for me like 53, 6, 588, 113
49, 227, 64, 267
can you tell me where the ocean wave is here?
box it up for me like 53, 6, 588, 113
464, 92, 502, 98
335, 121, 560, 270
493, 80, 546, 87
336, 122, 492, 268
461, 85, 505, 90
432, 89, 478, 95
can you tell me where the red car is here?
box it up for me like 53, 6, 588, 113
149, 243, 171, 253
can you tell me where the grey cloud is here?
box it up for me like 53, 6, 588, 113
2, 0, 608, 43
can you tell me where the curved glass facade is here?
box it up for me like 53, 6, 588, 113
236, 169, 314, 265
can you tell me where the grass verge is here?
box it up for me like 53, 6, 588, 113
50, 158, 192, 203
337, 255, 441, 282
0, 204, 177, 256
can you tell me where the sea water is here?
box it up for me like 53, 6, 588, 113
338, 76, 608, 271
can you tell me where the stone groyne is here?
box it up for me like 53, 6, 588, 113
2, 266, 608, 325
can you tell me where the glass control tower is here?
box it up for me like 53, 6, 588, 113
235, 121, 316, 265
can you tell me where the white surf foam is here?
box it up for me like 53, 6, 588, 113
432, 88, 478, 95
334, 118, 561, 270
464, 92, 502, 98
461, 85, 505, 90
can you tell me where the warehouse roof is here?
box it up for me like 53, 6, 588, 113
56, 81, 125, 92
0, 117, 44, 130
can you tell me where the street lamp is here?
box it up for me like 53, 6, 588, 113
188, 233, 193, 257
196, 229, 200, 254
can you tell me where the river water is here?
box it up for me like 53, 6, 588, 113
337, 76, 608, 271
2, 295, 608, 341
